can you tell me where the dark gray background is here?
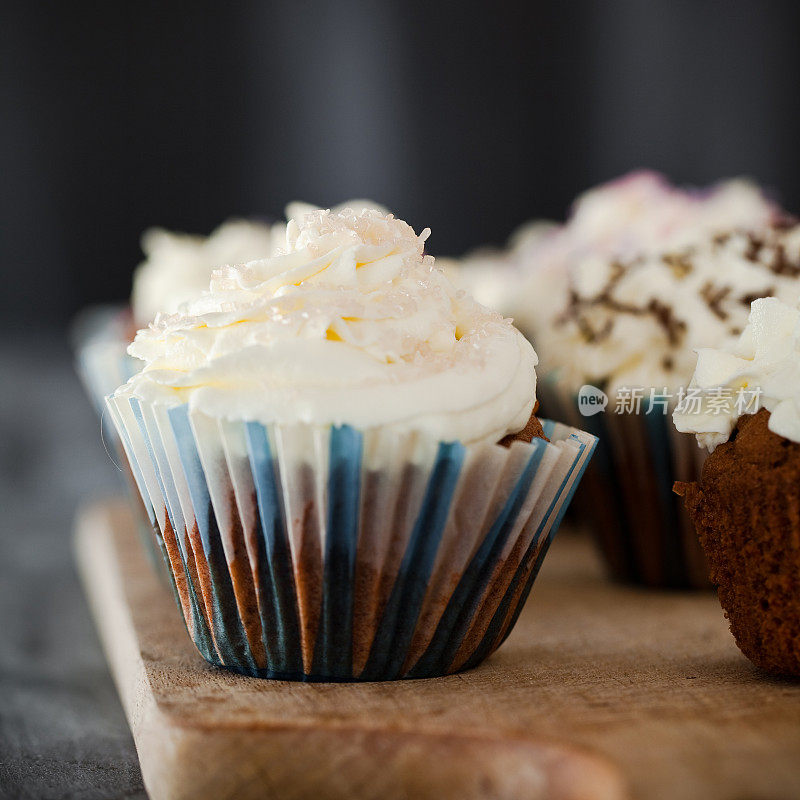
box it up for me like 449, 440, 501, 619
3, 1, 800, 331
0, 340, 144, 799
2, 2, 800, 797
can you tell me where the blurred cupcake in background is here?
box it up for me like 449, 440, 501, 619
132, 200, 388, 328
537, 218, 800, 588
71, 304, 164, 572
73, 199, 388, 572
438, 219, 557, 315
447, 172, 793, 587
131, 219, 285, 328
511, 172, 780, 336
106, 208, 596, 681
74, 217, 285, 413
75, 198, 389, 407
448, 171, 779, 342
74, 217, 287, 572
674, 296, 800, 675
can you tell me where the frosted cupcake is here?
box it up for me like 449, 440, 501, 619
539, 218, 800, 587
447, 173, 787, 587
106, 209, 596, 681
674, 297, 800, 675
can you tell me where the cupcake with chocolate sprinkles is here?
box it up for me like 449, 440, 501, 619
674, 296, 800, 675
106, 208, 596, 681
452, 172, 792, 588
539, 213, 800, 588
543, 209, 800, 586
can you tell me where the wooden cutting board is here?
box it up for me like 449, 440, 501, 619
75, 498, 800, 800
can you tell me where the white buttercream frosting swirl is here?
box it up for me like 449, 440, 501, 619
131, 219, 283, 327
131, 200, 390, 327
116, 209, 538, 445
673, 295, 800, 450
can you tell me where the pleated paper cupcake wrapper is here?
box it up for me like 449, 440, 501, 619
538, 376, 709, 589
71, 306, 165, 575
106, 395, 596, 681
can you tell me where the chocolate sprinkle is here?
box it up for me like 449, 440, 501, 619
647, 298, 686, 345
662, 252, 693, 279
744, 233, 763, 262
699, 282, 731, 321
768, 243, 800, 277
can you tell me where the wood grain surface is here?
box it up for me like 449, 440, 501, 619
75, 498, 800, 800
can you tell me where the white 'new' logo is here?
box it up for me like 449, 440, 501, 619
577, 384, 608, 416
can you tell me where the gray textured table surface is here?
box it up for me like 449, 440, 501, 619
0, 336, 146, 799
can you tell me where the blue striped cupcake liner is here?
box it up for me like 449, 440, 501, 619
71, 306, 167, 576
538, 375, 709, 588
106, 395, 597, 681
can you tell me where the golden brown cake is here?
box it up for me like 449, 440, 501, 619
498, 405, 549, 447
672, 294, 800, 676
675, 409, 800, 675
